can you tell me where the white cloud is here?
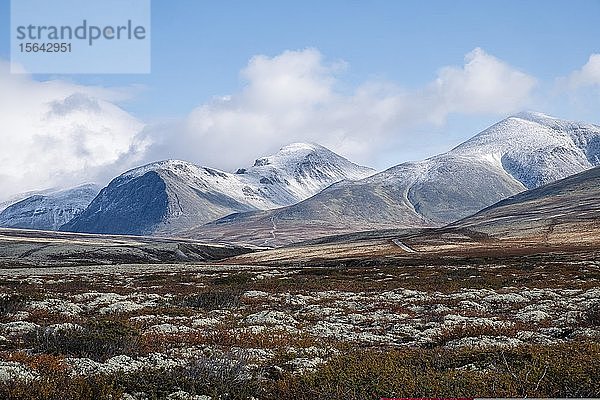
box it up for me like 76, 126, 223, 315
0, 48, 539, 196
567, 54, 600, 88
427, 48, 537, 122
0, 61, 147, 197
140, 47, 537, 170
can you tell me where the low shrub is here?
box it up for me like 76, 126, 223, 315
265, 342, 600, 399
0, 354, 122, 400
212, 272, 253, 286
178, 290, 242, 311
585, 302, 600, 326
0, 352, 257, 400
29, 319, 141, 361
115, 353, 259, 399
0, 294, 29, 318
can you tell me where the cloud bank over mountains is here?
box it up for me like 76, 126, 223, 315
140, 47, 537, 171
0, 61, 147, 196
1, 49, 598, 197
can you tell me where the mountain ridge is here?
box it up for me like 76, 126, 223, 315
61, 143, 375, 235
0, 184, 101, 231
447, 164, 600, 242
186, 112, 600, 245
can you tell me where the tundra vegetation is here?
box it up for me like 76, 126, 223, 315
0, 250, 599, 399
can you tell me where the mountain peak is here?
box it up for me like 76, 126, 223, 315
63, 143, 374, 236
121, 159, 204, 180
279, 142, 323, 153
249, 142, 373, 175
249, 142, 374, 181
454, 112, 600, 156
130, 159, 197, 171
447, 112, 600, 189
508, 111, 600, 131
254, 142, 332, 167
510, 111, 557, 123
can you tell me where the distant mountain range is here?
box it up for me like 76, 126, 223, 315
188, 112, 600, 245
2, 111, 599, 244
232, 164, 600, 266
0, 188, 58, 213
60, 143, 374, 235
0, 184, 100, 231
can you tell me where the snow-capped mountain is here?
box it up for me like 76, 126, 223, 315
0, 188, 57, 213
0, 184, 100, 231
188, 112, 600, 245
451, 111, 600, 189
236, 142, 374, 203
306, 111, 600, 225
61, 143, 374, 235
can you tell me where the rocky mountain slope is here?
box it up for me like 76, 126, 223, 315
0, 184, 100, 231
448, 165, 600, 243
61, 143, 374, 235
189, 112, 600, 246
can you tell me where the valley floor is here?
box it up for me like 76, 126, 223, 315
0, 249, 599, 399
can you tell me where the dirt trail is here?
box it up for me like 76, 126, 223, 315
391, 238, 416, 253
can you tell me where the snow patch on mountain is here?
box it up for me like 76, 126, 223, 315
62, 143, 375, 235
188, 112, 600, 245
452, 111, 600, 188
0, 184, 100, 230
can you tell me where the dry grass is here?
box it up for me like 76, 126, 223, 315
266, 342, 600, 399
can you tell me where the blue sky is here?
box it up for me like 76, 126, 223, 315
2, 0, 599, 117
1, 0, 600, 194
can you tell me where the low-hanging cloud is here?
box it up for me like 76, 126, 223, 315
0, 61, 148, 197
140, 47, 537, 171
0, 47, 546, 197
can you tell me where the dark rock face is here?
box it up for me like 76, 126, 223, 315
61, 172, 168, 235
